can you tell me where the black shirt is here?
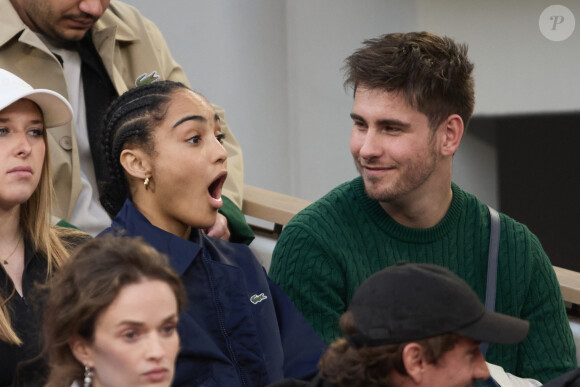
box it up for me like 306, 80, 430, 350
0, 231, 90, 387
0, 240, 48, 386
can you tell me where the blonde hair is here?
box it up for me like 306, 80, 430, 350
0, 128, 85, 345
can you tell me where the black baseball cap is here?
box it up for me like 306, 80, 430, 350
346, 263, 529, 347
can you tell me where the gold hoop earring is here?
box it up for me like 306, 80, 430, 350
144, 177, 150, 189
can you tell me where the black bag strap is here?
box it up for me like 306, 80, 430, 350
481, 205, 500, 357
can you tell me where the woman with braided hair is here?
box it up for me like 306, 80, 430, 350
99, 80, 325, 387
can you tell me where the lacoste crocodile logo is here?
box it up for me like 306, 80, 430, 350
135, 71, 160, 86
250, 293, 268, 304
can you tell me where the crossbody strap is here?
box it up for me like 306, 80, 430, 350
481, 205, 501, 357
485, 206, 501, 312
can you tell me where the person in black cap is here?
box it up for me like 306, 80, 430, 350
272, 263, 534, 387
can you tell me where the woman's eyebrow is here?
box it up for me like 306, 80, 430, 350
172, 115, 207, 129
0, 117, 44, 124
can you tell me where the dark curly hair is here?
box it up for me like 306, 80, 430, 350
99, 81, 191, 218
318, 311, 462, 386
343, 32, 475, 130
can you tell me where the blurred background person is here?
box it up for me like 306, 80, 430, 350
43, 236, 187, 387
0, 69, 88, 386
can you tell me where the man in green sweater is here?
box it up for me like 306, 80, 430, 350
269, 32, 576, 383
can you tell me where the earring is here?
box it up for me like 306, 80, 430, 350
84, 365, 93, 387
144, 176, 150, 189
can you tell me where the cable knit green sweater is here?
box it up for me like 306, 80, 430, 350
270, 177, 576, 383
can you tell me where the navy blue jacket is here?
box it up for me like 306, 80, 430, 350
100, 200, 326, 387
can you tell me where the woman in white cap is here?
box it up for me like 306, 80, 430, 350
0, 69, 88, 385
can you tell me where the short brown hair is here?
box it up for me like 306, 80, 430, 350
43, 236, 187, 387
343, 32, 475, 129
318, 311, 462, 387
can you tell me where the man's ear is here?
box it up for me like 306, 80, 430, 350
69, 336, 94, 367
120, 147, 152, 180
402, 342, 428, 384
438, 114, 464, 157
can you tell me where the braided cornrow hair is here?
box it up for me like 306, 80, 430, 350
100, 80, 190, 218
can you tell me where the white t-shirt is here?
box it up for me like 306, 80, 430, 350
487, 362, 542, 387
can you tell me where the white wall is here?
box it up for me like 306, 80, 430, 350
122, 0, 580, 209
416, 0, 580, 115
122, 0, 291, 193
284, 1, 420, 202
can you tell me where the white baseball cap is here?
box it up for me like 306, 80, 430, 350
0, 68, 73, 128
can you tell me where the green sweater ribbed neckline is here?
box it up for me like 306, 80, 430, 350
353, 177, 466, 243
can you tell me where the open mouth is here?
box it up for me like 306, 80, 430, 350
208, 172, 227, 204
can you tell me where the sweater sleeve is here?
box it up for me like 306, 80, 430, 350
515, 235, 576, 382
270, 223, 347, 345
